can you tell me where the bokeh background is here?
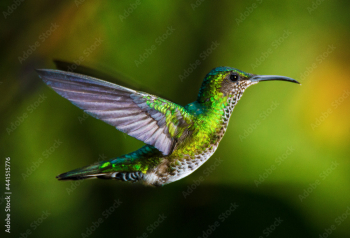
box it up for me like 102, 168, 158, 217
1, 1, 350, 237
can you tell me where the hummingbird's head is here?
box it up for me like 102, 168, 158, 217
197, 66, 299, 104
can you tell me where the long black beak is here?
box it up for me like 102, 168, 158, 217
250, 75, 300, 84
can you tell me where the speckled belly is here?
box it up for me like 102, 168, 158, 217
164, 144, 219, 184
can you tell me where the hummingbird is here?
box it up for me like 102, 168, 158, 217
36, 66, 299, 186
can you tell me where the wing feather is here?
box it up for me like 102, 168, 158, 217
37, 69, 193, 155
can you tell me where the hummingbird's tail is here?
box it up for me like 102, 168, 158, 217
56, 159, 147, 182
56, 162, 106, 180
56, 145, 161, 182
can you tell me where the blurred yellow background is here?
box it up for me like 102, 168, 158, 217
1, 1, 350, 237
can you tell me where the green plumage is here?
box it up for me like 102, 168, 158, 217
37, 66, 299, 186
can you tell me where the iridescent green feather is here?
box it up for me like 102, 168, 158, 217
49, 67, 255, 180
143, 96, 193, 138
103, 69, 240, 175
100, 145, 162, 174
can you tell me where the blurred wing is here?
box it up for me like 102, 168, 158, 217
37, 69, 193, 155
53, 59, 169, 99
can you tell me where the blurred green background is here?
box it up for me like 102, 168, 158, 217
1, 1, 350, 237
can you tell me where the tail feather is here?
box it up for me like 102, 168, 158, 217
56, 163, 103, 180
56, 145, 158, 182
56, 161, 145, 182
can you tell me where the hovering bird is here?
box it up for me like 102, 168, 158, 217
37, 66, 299, 186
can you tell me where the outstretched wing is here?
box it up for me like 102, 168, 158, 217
37, 69, 193, 155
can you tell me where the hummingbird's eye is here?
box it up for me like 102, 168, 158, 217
230, 73, 239, 82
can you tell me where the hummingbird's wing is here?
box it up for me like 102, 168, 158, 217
37, 69, 194, 156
